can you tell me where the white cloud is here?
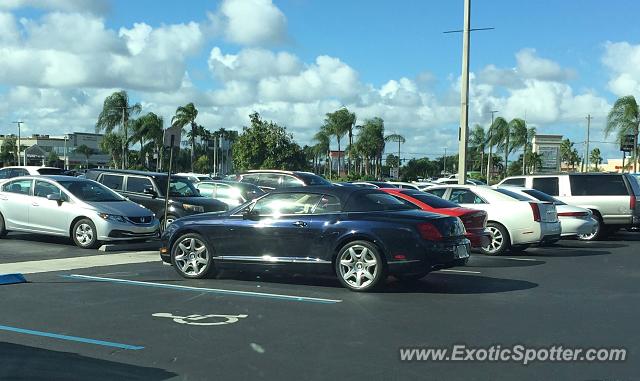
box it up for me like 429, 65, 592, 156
208, 46, 300, 81
208, 0, 287, 46
515, 48, 575, 81
602, 41, 640, 96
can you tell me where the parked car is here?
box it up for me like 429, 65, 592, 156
194, 180, 265, 208
496, 185, 598, 239
498, 173, 640, 240
236, 170, 331, 191
423, 185, 561, 255
350, 181, 399, 188
0, 166, 65, 180
0, 176, 158, 248
381, 188, 490, 248
160, 186, 470, 291
175, 172, 212, 183
86, 169, 227, 229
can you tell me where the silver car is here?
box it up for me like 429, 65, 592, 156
0, 176, 159, 248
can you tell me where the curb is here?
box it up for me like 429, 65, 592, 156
98, 241, 161, 252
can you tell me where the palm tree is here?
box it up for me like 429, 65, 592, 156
171, 103, 199, 172
356, 118, 386, 177
384, 133, 405, 170
130, 112, 163, 169
313, 130, 331, 176
323, 109, 353, 176
488, 117, 510, 178
606, 95, 639, 172
95, 90, 141, 169
469, 125, 485, 174
507, 118, 527, 175
590, 148, 603, 171
74, 145, 94, 168
100, 133, 124, 168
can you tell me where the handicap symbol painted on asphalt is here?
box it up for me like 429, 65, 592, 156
152, 312, 248, 326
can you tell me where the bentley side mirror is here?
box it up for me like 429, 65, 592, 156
242, 209, 260, 221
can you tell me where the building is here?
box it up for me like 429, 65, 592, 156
0, 132, 110, 168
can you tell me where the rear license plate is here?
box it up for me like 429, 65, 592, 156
454, 244, 470, 259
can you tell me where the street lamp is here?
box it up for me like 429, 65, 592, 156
486, 110, 498, 183
12, 121, 23, 166
64, 134, 69, 170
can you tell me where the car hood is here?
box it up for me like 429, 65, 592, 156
86, 201, 153, 217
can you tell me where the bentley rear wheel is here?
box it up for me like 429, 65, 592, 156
336, 240, 385, 292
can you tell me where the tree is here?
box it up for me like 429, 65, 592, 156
384, 133, 405, 170
386, 154, 399, 168
1, 136, 17, 165
232, 112, 306, 171
323, 108, 354, 175
171, 103, 199, 172
47, 151, 60, 167
606, 95, 639, 172
130, 112, 163, 168
100, 132, 124, 168
313, 130, 331, 176
354, 118, 385, 178
508, 118, 527, 174
590, 147, 603, 171
469, 124, 486, 174
95, 90, 141, 169
75, 145, 94, 168
560, 138, 581, 170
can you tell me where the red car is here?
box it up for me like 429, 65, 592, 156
382, 188, 490, 248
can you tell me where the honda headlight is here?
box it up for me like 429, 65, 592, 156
98, 213, 127, 223
183, 204, 205, 213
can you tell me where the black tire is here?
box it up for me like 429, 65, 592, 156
481, 222, 510, 256
71, 218, 99, 249
335, 240, 386, 292
171, 233, 216, 279
577, 213, 602, 241
160, 214, 179, 233
0, 212, 7, 238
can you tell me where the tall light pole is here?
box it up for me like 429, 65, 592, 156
583, 114, 592, 172
443, 147, 448, 174
12, 121, 23, 166
456, 0, 471, 185
486, 110, 498, 183
63, 134, 69, 170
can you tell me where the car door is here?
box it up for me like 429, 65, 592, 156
0, 178, 33, 229
219, 192, 323, 262
29, 180, 74, 235
122, 175, 163, 215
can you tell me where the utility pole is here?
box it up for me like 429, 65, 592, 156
486, 110, 498, 183
583, 114, 592, 172
456, 0, 471, 185
12, 121, 23, 166
121, 107, 127, 169
443, 147, 448, 174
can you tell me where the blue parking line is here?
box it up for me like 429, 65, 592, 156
0, 324, 144, 350
62, 274, 342, 304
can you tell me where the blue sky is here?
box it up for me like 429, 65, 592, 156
1, 0, 640, 161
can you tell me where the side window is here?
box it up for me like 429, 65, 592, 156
313, 194, 341, 213
424, 188, 446, 198
126, 177, 154, 194
101, 174, 125, 191
449, 189, 485, 204
240, 174, 260, 185
502, 178, 525, 187
281, 175, 304, 188
258, 173, 282, 189
0, 169, 11, 179
252, 193, 322, 215
196, 183, 215, 197
15, 169, 29, 177
215, 184, 234, 198
34, 180, 62, 198
569, 175, 628, 196
3, 179, 32, 195
532, 177, 559, 196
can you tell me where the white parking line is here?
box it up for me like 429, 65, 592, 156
0, 252, 159, 275
438, 269, 481, 274
474, 256, 540, 262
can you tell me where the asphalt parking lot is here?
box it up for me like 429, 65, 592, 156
1, 232, 639, 380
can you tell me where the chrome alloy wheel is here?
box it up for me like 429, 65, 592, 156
338, 244, 379, 290
174, 237, 209, 276
75, 223, 94, 246
484, 226, 504, 254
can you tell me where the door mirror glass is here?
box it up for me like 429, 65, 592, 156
46, 193, 62, 202
242, 209, 259, 220
143, 187, 158, 198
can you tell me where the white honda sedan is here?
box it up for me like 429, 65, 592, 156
423, 185, 561, 255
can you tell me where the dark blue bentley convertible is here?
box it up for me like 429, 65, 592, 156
160, 186, 470, 291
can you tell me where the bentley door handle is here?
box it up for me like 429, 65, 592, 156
292, 221, 307, 227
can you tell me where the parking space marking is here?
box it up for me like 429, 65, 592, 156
474, 256, 540, 262
152, 313, 248, 326
438, 269, 481, 274
0, 252, 158, 274
0, 324, 144, 350
63, 274, 343, 304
